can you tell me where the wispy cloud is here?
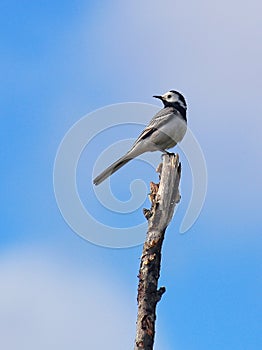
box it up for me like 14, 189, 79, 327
0, 248, 136, 350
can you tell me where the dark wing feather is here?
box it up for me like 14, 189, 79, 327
131, 107, 177, 147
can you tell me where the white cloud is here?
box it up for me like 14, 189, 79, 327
0, 248, 136, 350
83, 0, 262, 91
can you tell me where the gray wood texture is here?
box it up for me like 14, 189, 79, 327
134, 154, 181, 350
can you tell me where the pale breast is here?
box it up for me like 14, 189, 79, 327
153, 116, 187, 149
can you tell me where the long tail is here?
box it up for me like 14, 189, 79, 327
93, 153, 134, 186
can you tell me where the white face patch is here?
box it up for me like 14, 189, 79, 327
162, 91, 187, 109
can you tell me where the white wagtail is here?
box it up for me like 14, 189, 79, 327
93, 90, 187, 185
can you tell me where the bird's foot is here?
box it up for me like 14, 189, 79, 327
161, 150, 174, 157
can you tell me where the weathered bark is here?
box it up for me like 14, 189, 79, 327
134, 153, 181, 350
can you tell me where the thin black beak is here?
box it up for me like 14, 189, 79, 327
153, 95, 163, 100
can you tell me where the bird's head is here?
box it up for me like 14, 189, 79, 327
153, 90, 187, 110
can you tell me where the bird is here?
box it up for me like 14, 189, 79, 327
93, 90, 187, 186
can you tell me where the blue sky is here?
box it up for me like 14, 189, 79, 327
1, 1, 262, 349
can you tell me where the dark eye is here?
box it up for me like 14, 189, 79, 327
167, 94, 172, 99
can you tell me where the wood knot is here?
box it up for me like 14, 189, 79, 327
148, 182, 159, 204
156, 287, 166, 301
143, 208, 152, 220
141, 315, 154, 336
